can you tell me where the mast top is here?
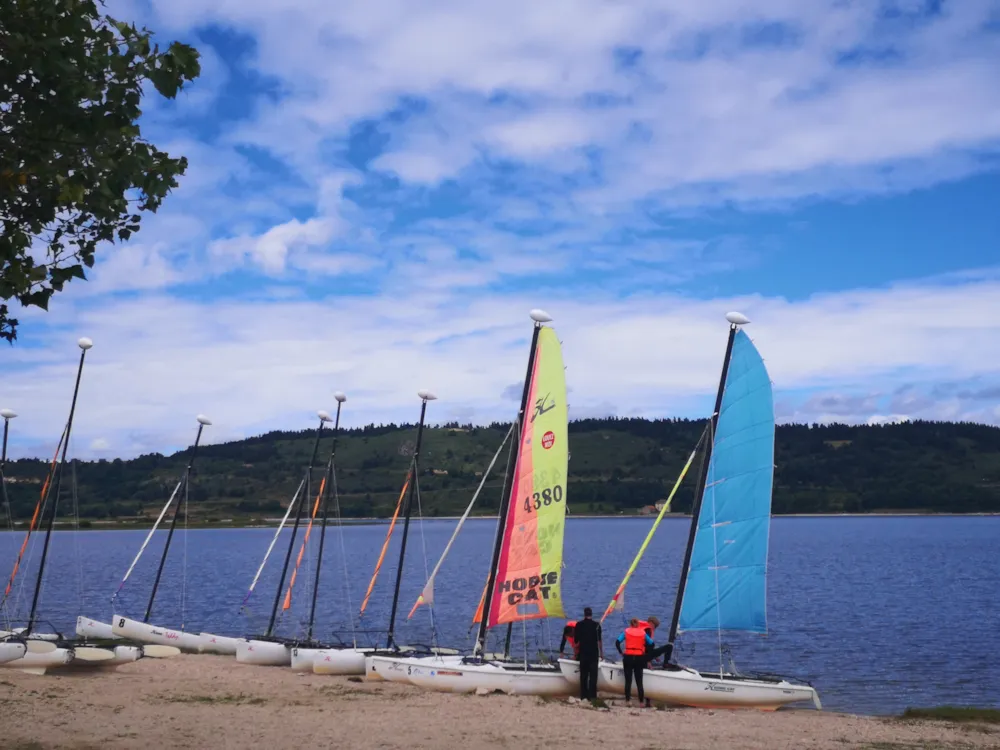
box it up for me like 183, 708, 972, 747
529, 309, 552, 323
196, 414, 213, 426
317, 410, 333, 422
77, 337, 94, 350
0, 408, 16, 420
725, 311, 750, 326
334, 392, 347, 403
417, 390, 438, 401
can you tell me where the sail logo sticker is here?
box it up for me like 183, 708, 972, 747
542, 431, 555, 449
531, 393, 556, 422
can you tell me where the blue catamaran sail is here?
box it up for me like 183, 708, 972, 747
678, 329, 774, 634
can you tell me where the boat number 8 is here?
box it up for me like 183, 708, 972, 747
522, 485, 563, 513
118, 618, 125, 628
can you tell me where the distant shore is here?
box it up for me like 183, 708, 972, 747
2, 510, 997, 531
4, 655, 999, 750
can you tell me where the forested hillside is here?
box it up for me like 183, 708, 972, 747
2, 418, 999, 524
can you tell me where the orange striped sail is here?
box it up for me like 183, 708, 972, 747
2, 425, 66, 602
359, 474, 410, 614
487, 326, 568, 628
281, 477, 326, 611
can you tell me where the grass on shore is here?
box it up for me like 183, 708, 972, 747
900, 707, 1000, 724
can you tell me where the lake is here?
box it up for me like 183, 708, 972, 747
2, 516, 996, 715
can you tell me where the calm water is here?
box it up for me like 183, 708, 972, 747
1, 516, 996, 715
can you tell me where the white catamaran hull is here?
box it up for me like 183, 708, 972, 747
290, 647, 323, 672
0, 648, 74, 675
197, 632, 245, 655
365, 653, 469, 685
0, 641, 27, 664
111, 616, 202, 652
236, 639, 290, 666
313, 647, 370, 676
406, 660, 575, 696
76, 617, 122, 640
565, 659, 820, 710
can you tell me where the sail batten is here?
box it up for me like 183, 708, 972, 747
678, 329, 773, 634
486, 326, 568, 628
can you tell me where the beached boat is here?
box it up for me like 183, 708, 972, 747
559, 312, 821, 710
308, 390, 455, 676
98, 415, 217, 652
390, 310, 574, 696
0, 339, 163, 673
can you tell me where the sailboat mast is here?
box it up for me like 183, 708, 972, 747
25, 337, 92, 635
1, 410, 15, 530
386, 390, 436, 649
307, 393, 346, 641
266, 411, 331, 637
475, 311, 545, 656
143, 415, 212, 623
665, 313, 746, 650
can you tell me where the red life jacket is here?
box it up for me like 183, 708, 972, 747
565, 620, 579, 655
637, 619, 654, 637
624, 627, 646, 656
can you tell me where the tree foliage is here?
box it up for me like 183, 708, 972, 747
0, 0, 200, 341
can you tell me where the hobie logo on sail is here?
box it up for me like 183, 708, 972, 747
498, 571, 558, 605
531, 393, 555, 422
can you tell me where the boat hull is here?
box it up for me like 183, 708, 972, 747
579, 659, 820, 710
197, 632, 244, 655
0, 641, 27, 664
313, 647, 369, 676
236, 639, 290, 666
290, 647, 323, 672
76, 617, 121, 640
111, 615, 202, 652
406, 660, 575, 696
366, 653, 467, 685
0, 648, 74, 675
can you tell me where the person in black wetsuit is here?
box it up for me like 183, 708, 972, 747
569, 607, 602, 700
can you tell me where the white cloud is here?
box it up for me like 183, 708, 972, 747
4, 268, 1000, 458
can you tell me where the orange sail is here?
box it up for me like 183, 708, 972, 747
2, 425, 66, 601
359, 474, 410, 615
281, 477, 326, 611
487, 326, 568, 628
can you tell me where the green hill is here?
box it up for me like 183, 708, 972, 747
2, 418, 999, 525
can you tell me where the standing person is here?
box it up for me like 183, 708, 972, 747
567, 607, 602, 700
616, 617, 654, 706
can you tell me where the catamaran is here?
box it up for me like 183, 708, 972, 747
309, 390, 455, 676
559, 312, 821, 710
1, 339, 177, 674
370, 309, 575, 696
80, 415, 220, 653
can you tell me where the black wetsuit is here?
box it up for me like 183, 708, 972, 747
573, 618, 602, 700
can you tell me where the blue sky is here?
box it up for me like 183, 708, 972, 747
3, 0, 1000, 458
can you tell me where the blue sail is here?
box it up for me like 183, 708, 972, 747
678, 329, 773, 633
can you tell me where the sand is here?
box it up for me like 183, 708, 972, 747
1, 655, 996, 750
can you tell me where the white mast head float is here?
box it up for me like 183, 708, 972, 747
317, 410, 333, 422
334, 392, 347, 403
77, 337, 94, 350
725, 311, 750, 326
0, 408, 16, 420
417, 390, 437, 401
196, 414, 213, 426
529, 309, 552, 323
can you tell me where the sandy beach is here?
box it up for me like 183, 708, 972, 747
1, 656, 997, 750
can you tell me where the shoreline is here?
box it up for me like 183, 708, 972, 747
5, 655, 999, 750
2, 511, 998, 531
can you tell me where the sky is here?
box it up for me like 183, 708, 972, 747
3, 0, 1000, 459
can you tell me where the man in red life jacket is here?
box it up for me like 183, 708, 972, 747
615, 617, 654, 706
559, 620, 580, 660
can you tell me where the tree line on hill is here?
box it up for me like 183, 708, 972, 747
2, 418, 998, 524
